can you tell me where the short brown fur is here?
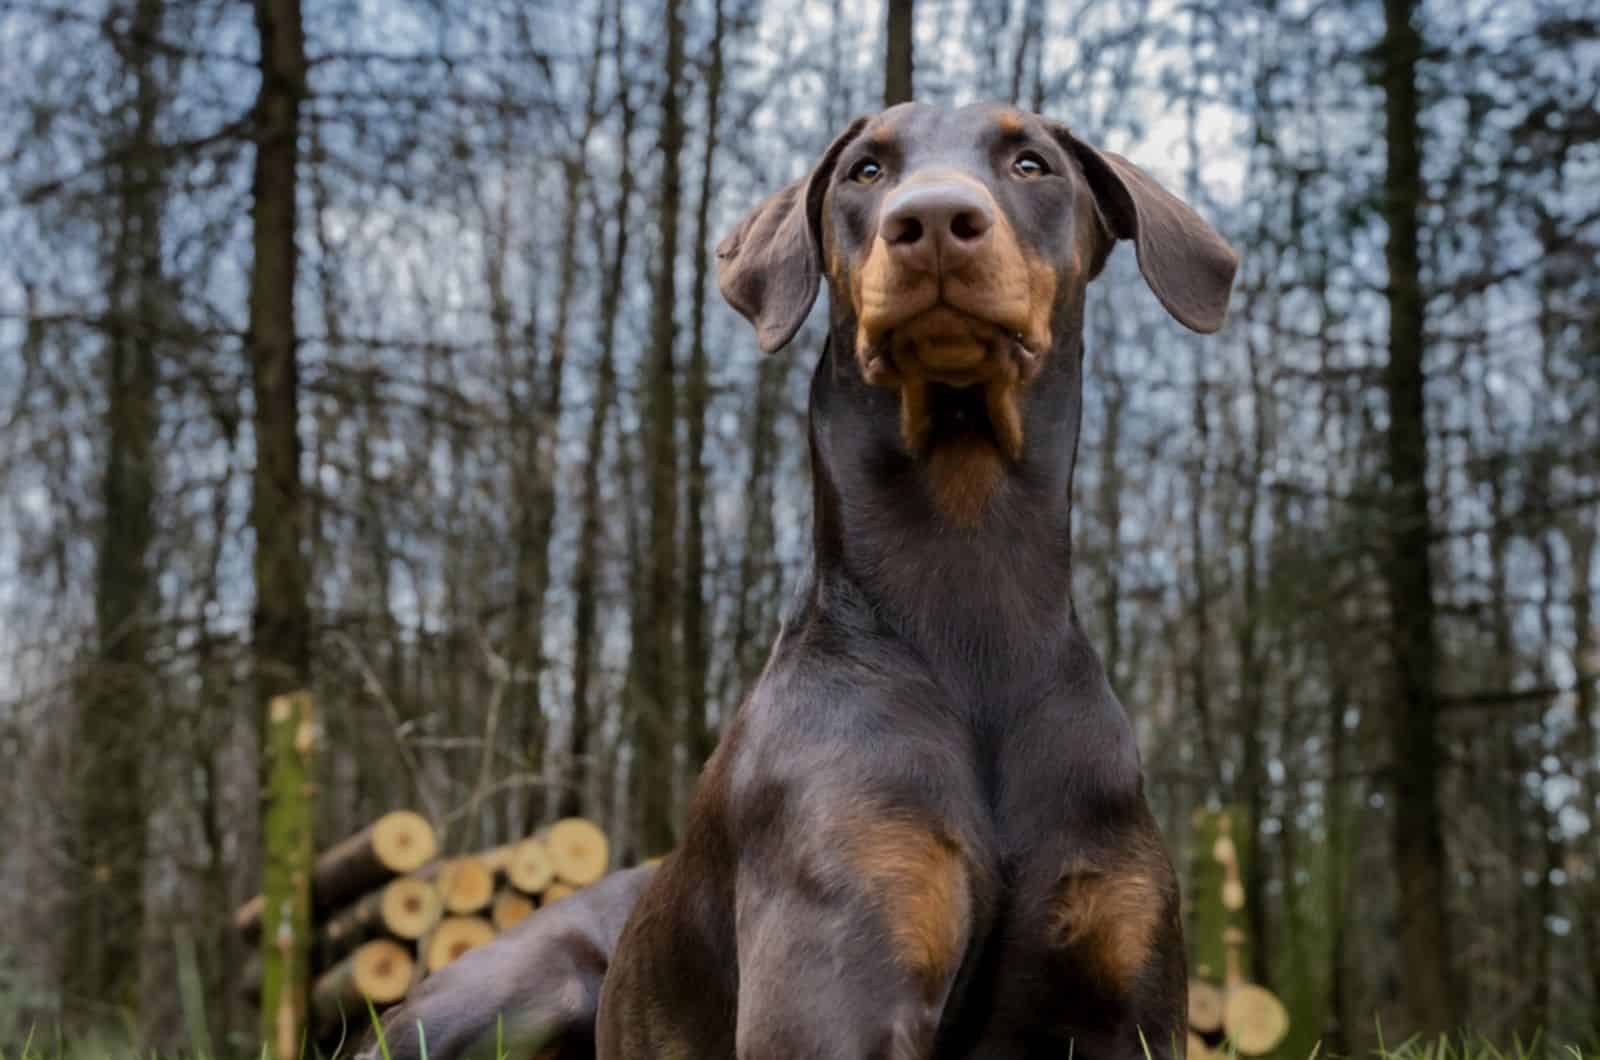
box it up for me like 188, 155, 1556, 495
842, 818, 971, 993
926, 435, 1008, 526
1056, 845, 1171, 999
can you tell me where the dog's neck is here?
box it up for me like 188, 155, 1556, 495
800, 309, 1090, 693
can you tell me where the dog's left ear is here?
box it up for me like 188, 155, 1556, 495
717, 117, 869, 353
1051, 124, 1239, 334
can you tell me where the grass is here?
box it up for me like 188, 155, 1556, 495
1, 974, 1594, 1060
3, 1024, 1597, 1060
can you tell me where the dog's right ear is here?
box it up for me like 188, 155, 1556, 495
717, 117, 869, 353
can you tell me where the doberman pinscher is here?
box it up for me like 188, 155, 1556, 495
360, 101, 1236, 1060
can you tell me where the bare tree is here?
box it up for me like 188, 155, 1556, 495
247, 0, 312, 1050
884, 0, 914, 105
62, 0, 167, 1021
1378, 0, 1457, 1029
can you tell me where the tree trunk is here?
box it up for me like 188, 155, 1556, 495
723, 352, 784, 704
1238, 326, 1271, 990
513, 3, 609, 827
1009, 0, 1043, 106
884, 0, 914, 106
683, 0, 727, 779
248, 0, 311, 1049
633, 0, 687, 856
565, 0, 636, 821
249, 0, 310, 706
1324, 677, 1352, 1054
64, 0, 165, 1018
1187, 375, 1225, 796
1378, 0, 1456, 1031
1569, 525, 1600, 1011
1094, 357, 1126, 691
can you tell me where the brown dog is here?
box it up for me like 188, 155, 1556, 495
596, 103, 1236, 1058
361, 102, 1235, 1060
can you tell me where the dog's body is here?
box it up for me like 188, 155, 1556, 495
598, 103, 1234, 1060
361, 102, 1235, 1060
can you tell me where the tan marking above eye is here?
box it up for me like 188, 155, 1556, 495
995, 110, 1027, 135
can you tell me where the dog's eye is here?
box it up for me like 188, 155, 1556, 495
848, 158, 884, 184
1012, 152, 1050, 178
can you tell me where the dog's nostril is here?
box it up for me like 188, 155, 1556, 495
950, 210, 989, 241
888, 217, 924, 245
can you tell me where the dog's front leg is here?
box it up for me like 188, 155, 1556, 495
731, 814, 972, 1060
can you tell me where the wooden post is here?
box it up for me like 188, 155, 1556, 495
260, 690, 318, 1060
1188, 807, 1250, 983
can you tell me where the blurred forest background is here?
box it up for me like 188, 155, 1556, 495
1, 0, 1597, 1052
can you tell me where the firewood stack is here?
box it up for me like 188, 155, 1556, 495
235, 811, 612, 1033
1186, 810, 1290, 1059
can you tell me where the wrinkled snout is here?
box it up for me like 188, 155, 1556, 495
879, 180, 996, 274
854, 170, 1050, 388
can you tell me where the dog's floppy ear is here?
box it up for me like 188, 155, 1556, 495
717, 117, 870, 353
1052, 124, 1239, 334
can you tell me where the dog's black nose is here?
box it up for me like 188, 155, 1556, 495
880, 180, 995, 272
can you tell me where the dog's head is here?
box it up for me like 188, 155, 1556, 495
718, 102, 1237, 471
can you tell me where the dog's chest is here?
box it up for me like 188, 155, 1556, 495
947, 679, 1164, 1011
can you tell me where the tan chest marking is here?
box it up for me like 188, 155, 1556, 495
843, 818, 971, 992
1051, 864, 1165, 996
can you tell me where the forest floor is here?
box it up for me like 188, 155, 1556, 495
3, 1026, 1599, 1060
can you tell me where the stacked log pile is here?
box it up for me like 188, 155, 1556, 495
235, 812, 612, 1033
1186, 809, 1290, 1059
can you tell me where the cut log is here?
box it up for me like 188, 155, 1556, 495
1188, 1032, 1219, 1060
491, 889, 535, 932
1188, 979, 1224, 1033
383, 877, 445, 939
1223, 983, 1289, 1055
323, 877, 442, 948
479, 844, 514, 875
315, 811, 437, 907
543, 882, 578, 904
236, 810, 436, 942
542, 818, 609, 885
428, 856, 495, 915
310, 939, 413, 1029
423, 916, 495, 972
505, 836, 556, 895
